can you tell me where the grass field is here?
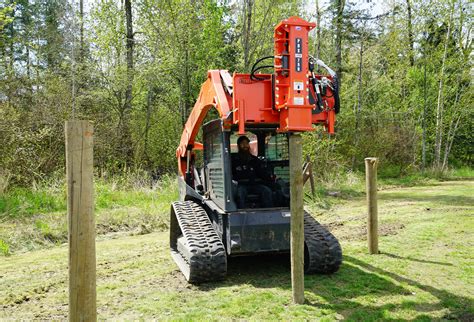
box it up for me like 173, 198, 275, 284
0, 174, 177, 254
1, 179, 472, 320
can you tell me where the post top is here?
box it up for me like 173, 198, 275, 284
365, 157, 379, 164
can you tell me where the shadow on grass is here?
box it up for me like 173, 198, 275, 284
200, 254, 473, 320
339, 256, 473, 320
379, 192, 474, 207
380, 252, 453, 266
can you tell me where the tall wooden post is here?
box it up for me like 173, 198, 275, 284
365, 157, 379, 254
289, 134, 304, 304
65, 121, 96, 321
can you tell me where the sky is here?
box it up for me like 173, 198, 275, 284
81, 0, 388, 16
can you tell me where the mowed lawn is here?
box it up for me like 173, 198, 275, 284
1, 180, 473, 320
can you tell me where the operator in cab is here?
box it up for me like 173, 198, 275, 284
231, 136, 273, 208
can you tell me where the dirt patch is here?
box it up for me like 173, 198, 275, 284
3, 281, 60, 308
166, 269, 197, 291
338, 222, 406, 241
96, 222, 166, 236
380, 223, 406, 236
324, 221, 345, 230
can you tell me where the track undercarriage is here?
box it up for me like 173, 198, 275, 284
170, 200, 342, 283
170, 201, 227, 283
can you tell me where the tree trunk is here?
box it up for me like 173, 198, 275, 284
351, 32, 363, 170
25, 41, 30, 78
357, 35, 363, 114
434, 4, 453, 170
406, 0, 414, 66
144, 86, 154, 167
124, 0, 134, 112
8, 1, 14, 71
79, 0, 84, 64
422, 59, 427, 171
441, 88, 462, 171
316, 0, 321, 61
243, 0, 253, 71
334, 0, 344, 83
184, 46, 191, 122
121, 0, 134, 164
179, 90, 185, 127
442, 114, 461, 171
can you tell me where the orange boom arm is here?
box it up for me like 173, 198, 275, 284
176, 70, 233, 176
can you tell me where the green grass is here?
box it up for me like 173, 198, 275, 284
450, 166, 474, 178
0, 180, 472, 320
303, 166, 474, 210
1, 167, 472, 254
0, 174, 178, 219
0, 174, 178, 253
0, 187, 66, 218
377, 166, 474, 188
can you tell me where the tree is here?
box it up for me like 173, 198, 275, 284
406, 0, 414, 66
0, 0, 472, 186
242, 0, 253, 70
122, 0, 135, 163
332, 0, 345, 82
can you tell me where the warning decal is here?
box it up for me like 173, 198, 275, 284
293, 96, 304, 105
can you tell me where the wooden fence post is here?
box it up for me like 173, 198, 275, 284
365, 157, 379, 255
65, 121, 96, 321
289, 134, 304, 304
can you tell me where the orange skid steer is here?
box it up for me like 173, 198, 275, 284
170, 16, 341, 283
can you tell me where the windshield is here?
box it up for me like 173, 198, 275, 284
265, 133, 289, 182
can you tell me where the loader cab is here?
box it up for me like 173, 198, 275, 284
200, 119, 290, 212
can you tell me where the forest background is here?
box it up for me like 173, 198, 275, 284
0, 2, 473, 318
0, 0, 472, 190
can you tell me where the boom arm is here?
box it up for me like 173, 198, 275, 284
176, 70, 232, 176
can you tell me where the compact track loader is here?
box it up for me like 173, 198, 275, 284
170, 16, 342, 283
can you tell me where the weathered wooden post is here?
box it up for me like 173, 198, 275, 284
365, 157, 379, 254
65, 121, 96, 321
289, 133, 305, 304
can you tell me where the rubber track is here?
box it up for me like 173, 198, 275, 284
170, 201, 227, 283
304, 212, 342, 274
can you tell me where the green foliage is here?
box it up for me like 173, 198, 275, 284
0, 103, 65, 185
0, 4, 14, 33
0, 0, 472, 186
0, 239, 10, 256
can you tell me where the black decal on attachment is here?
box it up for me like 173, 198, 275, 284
295, 38, 302, 72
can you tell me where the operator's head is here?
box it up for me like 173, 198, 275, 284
237, 136, 250, 154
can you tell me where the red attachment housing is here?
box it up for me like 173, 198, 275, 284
230, 16, 336, 134
274, 17, 315, 131
176, 16, 338, 177
232, 74, 278, 135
